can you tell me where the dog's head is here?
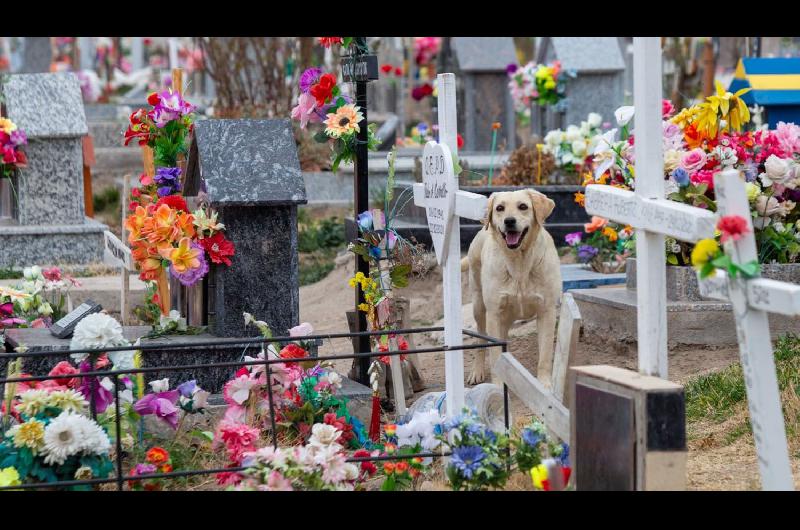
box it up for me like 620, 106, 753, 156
484, 189, 555, 250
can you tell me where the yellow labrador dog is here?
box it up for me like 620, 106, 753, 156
462, 189, 561, 386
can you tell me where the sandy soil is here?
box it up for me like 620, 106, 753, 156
299, 254, 796, 490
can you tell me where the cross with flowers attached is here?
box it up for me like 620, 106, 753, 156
685, 168, 794, 491
584, 37, 717, 379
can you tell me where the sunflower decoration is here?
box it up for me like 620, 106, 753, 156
324, 104, 364, 138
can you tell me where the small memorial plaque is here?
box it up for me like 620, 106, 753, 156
49, 299, 103, 339
341, 54, 379, 82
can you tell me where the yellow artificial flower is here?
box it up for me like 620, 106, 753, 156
348, 278, 357, 288
169, 237, 201, 274
574, 192, 585, 207
693, 82, 751, 138
0, 117, 17, 134
544, 78, 556, 90
8, 419, 45, 454
531, 464, 547, 489
691, 239, 720, 269
324, 104, 364, 138
358, 303, 370, 312
581, 172, 594, 187
0, 467, 20, 488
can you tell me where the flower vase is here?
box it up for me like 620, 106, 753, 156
156, 267, 171, 316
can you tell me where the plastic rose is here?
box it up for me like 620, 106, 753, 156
308, 423, 341, 449
762, 155, 792, 186
680, 148, 707, 173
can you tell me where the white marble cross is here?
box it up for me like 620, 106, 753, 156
690, 169, 794, 491
584, 37, 717, 379
412, 73, 488, 417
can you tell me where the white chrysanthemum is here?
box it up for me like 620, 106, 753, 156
47, 389, 88, 413
70, 313, 129, 362
78, 419, 111, 456
42, 411, 85, 465
17, 389, 51, 417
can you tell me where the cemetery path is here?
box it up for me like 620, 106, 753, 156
300, 258, 796, 490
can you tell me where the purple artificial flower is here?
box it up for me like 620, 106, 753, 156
169, 243, 209, 286
177, 379, 197, 398
154, 166, 182, 197
506, 63, 518, 75
158, 89, 196, 116
576, 245, 599, 263
9, 130, 27, 146
78, 360, 115, 414
133, 463, 158, 475
150, 106, 181, 128
299, 67, 323, 94
784, 187, 800, 203
742, 162, 759, 183
565, 232, 582, 246
133, 389, 181, 429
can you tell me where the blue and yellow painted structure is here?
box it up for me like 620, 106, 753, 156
729, 57, 800, 127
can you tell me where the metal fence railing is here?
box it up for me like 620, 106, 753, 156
0, 326, 507, 490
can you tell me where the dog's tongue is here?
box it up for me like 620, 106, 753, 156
505, 231, 521, 246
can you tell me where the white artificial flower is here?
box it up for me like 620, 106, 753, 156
47, 389, 88, 412
565, 125, 582, 143
571, 140, 587, 157
159, 310, 187, 331
773, 222, 786, 233
322, 371, 342, 389
614, 105, 635, 126
343, 462, 360, 482
764, 155, 791, 185
23, 266, 42, 281
227, 375, 258, 405
289, 322, 314, 337
119, 389, 134, 403
308, 423, 341, 449
37, 303, 53, 317
712, 146, 738, 167
587, 112, 602, 128
544, 129, 562, 146
663, 149, 682, 172
149, 378, 170, 393
41, 411, 85, 465
70, 313, 129, 362
18, 389, 51, 417
665, 179, 679, 196
192, 390, 210, 411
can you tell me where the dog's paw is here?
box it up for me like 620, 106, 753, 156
467, 366, 487, 385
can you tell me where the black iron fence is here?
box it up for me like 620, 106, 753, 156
0, 326, 507, 490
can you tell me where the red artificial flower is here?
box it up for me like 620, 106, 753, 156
394, 67, 403, 76
14, 150, 26, 166
353, 449, 377, 475
457, 133, 464, 149
160, 464, 173, 473
310, 73, 337, 107
235, 367, 249, 378
201, 232, 235, 266
145, 446, 170, 465
128, 200, 139, 212
147, 92, 160, 106
48, 361, 79, 388
383, 462, 395, 475
717, 215, 750, 244
381, 64, 393, 74
279, 343, 309, 360
395, 461, 409, 474
155, 194, 188, 212
318, 37, 344, 48
131, 187, 141, 198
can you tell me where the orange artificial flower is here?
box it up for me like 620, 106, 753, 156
395, 461, 409, 473
574, 192, 585, 207
581, 172, 595, 187
491, 122, 501, 130
603, 226, 618, 242
383, 462, 396, 474
595, 172, 610, 185
146, 447, 170, 465
124, 206, 149, 243
584, 216, 608, 233
169, 237, 201, 273
175, 211, 197, 240
683, 122, 703, 149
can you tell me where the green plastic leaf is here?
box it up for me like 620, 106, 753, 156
666, 253, 679, 265
452, 152, 463, 176
699, 262, 715, 279
390, 264, 412, 288
737, 260, 760, 278
342, 37, 353, 49
313, 130, 330, 144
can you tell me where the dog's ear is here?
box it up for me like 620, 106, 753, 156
527, 189, 555, 224
484, 193, 496, 231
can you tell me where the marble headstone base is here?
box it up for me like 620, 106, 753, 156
0, 218, 107, 267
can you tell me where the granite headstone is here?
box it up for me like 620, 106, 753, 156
0, 72, 107, 266
537, 37, 626, 132
450, 37, 517, 151
20, 37, 52, 74
185, 118, 307, 338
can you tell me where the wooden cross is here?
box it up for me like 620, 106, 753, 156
689, 169, 794, 491
584, 37, 717, 379
412, 73, 488, 416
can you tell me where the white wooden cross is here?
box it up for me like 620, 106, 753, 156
688, 169, 794, 491
584, 37, 717, 379
412, 73, 488, 417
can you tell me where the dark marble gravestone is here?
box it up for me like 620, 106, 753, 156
185, 118, 307, 338
0, 72, 107, 266
569, 365, 687, 491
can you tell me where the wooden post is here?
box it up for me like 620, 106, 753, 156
82, 135, 96, 218
552, 292, 581, 404
632, 37, 668, 378
120, 174, 131, 325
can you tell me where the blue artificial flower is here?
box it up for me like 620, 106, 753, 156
521, 428, 542, 448
483, 428, 497, 443
576, 245, 599, 263
465, 422, 483, 437
557, 442, 570, 467
177, 380, 197, 398
417, 122, 428, 136
671, 167, 690, 187
742, 162, 759, 183
451, 445, 485, 479
357, 211, 373, 231
368, 245, 382, 260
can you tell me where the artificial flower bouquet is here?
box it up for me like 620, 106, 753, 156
0, 266, 81, 329
512, 419, 571, 491
542, 112, 606, 176
507, 60, 574, 124
0, 116, 27, 178
565, 217, 633, 273
123, 88, 195, 167
291, 66, 379, 172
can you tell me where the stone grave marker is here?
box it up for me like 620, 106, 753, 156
536, 37, 625, 136
20, 37, 52, 74
184, 118, 306, 338
0, 72, 107, 266
449, 37, 517, 151
688, 169, 795, 491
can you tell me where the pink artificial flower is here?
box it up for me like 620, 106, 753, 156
717, 215, 750, 244
662, 98, 675, 118
216, 469, 243, 486
42, 267, 62, 282
139, 173, 154, 186
265, 470, 293, 491
774, 121, 800, 157
690, 169, 715, 190
291, 93, 318, 129
289, 322, 314, 337
680, 148, 707, 173
30, 318, 46, 329
49, 361, 80, 387
133, 389, 180, 429
216, 420, 260, 463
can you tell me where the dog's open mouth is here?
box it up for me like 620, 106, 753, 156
502, 227, 528, 249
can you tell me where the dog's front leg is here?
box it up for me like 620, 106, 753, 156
466, 300, 488, 385
536, 306, 558, 389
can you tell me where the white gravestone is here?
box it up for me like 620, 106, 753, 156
692, 169, 794, 491
412, 73, 488, 417
584, 37, 717, 379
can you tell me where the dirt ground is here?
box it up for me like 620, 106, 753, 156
298, 251, 800, 490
